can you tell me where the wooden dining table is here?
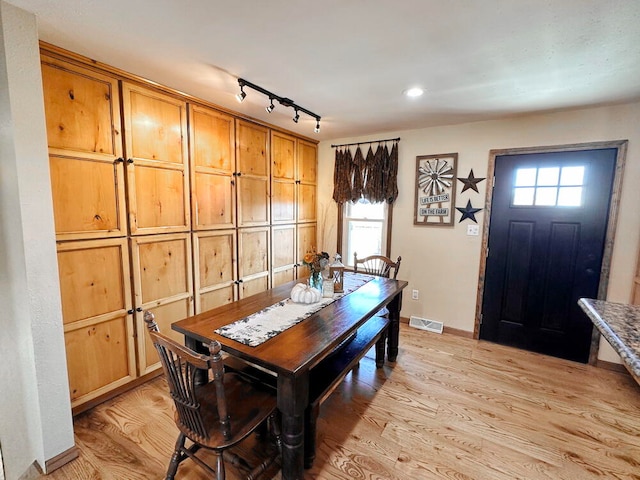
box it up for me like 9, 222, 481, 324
172, 272, 407, 480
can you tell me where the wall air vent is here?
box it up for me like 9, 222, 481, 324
409, 316, 444, 334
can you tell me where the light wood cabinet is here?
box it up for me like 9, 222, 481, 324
236, 120, 270, 227
41, 55, 127, 240
56, 238, 135, 407
189, 105, 236, 230
297, 223, 318, 279
272, 224, 297, 287
271, 131, 297, 224
130, 233, 194, 375
41, 46, 316, 411
297, 139, 317, 223
193, 229, 237, 312
237, 226, 271, 298
122, 83, 190, 235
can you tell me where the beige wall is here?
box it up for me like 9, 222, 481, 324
0, 3, 74, 478
317, 102, 640, 363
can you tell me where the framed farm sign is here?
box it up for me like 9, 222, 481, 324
414, 153, 458, 226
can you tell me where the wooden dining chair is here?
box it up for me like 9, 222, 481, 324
144, 311, 280, 480
353, 253, 402, 279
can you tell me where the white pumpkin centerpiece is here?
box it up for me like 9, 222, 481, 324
290, 283, 322, 304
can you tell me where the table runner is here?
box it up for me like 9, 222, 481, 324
215, 274, 373, 346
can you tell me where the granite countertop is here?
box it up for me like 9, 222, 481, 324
578, 298, 640, 384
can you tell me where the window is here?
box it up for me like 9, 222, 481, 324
513, 165, 585, 207
341, 199, 389, 267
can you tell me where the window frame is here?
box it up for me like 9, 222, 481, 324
337, 200, 394, 267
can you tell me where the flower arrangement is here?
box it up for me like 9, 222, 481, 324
302, 250, 330, 275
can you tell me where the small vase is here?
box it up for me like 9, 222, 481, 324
309, 271, 323, 291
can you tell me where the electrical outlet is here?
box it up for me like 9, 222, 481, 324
467, 224, 480, 236
412, 289, 419, 300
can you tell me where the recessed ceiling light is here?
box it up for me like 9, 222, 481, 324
404, 87, 424, 98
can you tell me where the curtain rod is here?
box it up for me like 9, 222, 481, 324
331, 137, 400, 148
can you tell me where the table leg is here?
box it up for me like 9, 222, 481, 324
278, 372, 308, 480
387, 291, 403, 362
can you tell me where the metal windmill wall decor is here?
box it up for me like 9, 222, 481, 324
414, 153, 458, 226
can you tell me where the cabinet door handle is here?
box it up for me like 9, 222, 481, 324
127, 309, 134, 315
136, 307, 143, 312
126, 158, 134, 164
114, 157, 124, 164
237, 279, 243, 283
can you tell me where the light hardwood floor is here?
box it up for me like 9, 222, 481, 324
42, 324, 640, 479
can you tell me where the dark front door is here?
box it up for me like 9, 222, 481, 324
480, 148, 617, 363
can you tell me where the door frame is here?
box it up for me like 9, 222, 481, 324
474, 140, 628, 364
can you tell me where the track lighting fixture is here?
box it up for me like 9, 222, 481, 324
265, 98, 275, 113
236, 78, 321, 133
235, 84, 246, 103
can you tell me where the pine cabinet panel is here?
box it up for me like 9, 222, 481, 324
240, 276, 270, 299
297, 223, 317, 267
131, 233, 194, 375
238, 227, 270, 297
132, 233, 193, 304
65, 315, 133, 403
57, 238, 130, 324
272, 224, 297, 287
272, 180, 296, 224
190, 105, 236, 230
42, 56, 127, 240
236, 120, 270, 227
122, 83, 190, 234
57, 238, 135, 407
271, 131, 296, 224
272, 131, 296, 180
238, 176, 270, 225
132, 165, 187, 230
41, 56, 122, 158
137, 299, 192, 373
298, 183, 317, 223
193, 230, 237, 313
273, 268, 296, 287
298, 140, 318, 184
50, 154, 127, 239
199, 286, 235, 312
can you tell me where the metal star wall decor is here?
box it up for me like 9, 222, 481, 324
456, 199, 482, 223
458, 169, 486, 193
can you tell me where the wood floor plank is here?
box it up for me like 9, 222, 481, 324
41, 324, 640, 479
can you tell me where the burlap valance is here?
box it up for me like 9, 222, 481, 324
332, 140, 399, 204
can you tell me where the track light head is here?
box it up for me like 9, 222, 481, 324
314, 119, 321, 133
266, 98, 275, 113
293, 110, 300, 123
236, 89, 246, 103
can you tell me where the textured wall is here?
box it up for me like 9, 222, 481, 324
318, 102, 640, 364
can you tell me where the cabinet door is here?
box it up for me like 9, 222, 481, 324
193, 229, 237, 313
297, 139, 318, 184
41, 56, 127, 240
189, 104, 236, 230
122, 83, 190, 235
238, 226, 270, 298
271, 131, 296, 224
236, 120, 270, 227
57, 238, 135, 407
297, 223, 317, 279
272, 224, 297, 287
131, 233, 193, 374
297, 139, 318, 223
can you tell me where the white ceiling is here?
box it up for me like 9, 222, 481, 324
6, 0, 640, 141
